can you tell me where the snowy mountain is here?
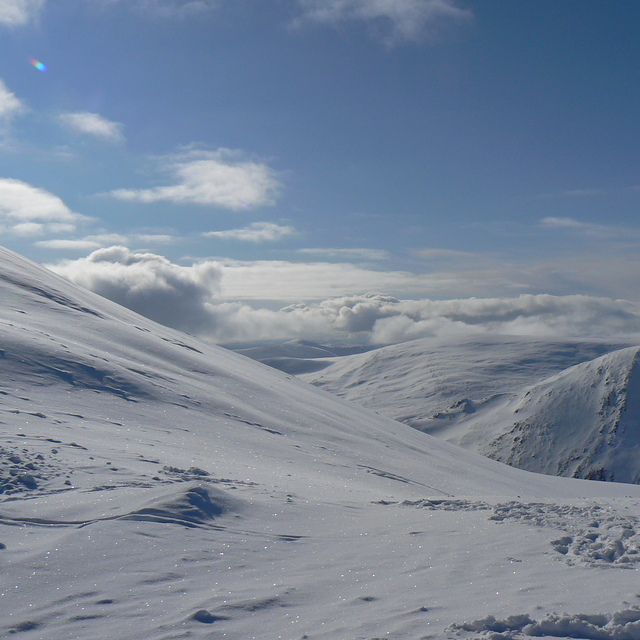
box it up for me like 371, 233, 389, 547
484, 346, 640, 483
3, 246, 640, 640
301, 335, 640, 482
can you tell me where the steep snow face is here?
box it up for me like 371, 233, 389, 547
485, 346, 640, 483
4, 245, 640, 640
301, 336, 638, 481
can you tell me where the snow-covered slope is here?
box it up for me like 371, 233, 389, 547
484, 346, 640, 483
301, 336, 638, 480
3, 246, 640, 640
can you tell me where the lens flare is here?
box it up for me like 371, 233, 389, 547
29, 58, 47, 72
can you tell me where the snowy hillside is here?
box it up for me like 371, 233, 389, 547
484, 346, 640, 483
301, 336, 640, 481
3, 246, 640, 639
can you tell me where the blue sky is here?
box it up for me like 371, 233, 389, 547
2, 0, 640, 343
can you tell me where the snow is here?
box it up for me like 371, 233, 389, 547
301, 335, 640, 482
2, 245, 640, 639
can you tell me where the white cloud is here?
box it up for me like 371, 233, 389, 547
35, 238, 103, 251
0, 79, 25, 132
135, 233, 178, 245
59, 112, 125, 143
0, 0, 43, 26
293, 0, 472, 45
0, 178, 88, 235
48, 246, 222, 334
34, 233, 130, 250
203, 222, 296, 243
109, 148, 281, 211
35, 232, 178, 251
47, 246, 640, 345
214, 258, 461, 300
297, 247, 389, 260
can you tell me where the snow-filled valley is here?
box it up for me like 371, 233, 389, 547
4, 245, 640, 639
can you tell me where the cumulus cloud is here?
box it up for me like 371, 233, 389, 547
49, 246, 222, 334
0, 0, 43, 26
58, 112, 125, 143
47, 246, 640, 346
109, 148, 281, 211
203, 222, 296, 243
350, 294, 640, 344
293, 0, 472, 45
0, 179, 88, 235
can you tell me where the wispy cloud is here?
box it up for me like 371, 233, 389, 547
0, 79, 25, 133
0, 0, 43, 26
35, 238, 104, 251
0, 178, 88, 235
297, 247, 389, 260
58, 112, 125, 143
560, 189, 606, 197
35, 232, 179, 250
540, 216, 640, 240
92, 0, 216, 18
109, 148, 281, 211
203, 222, 297, 243
293, 0, 472, 45
135, 233, 179, 245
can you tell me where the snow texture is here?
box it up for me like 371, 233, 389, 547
301, 335, 640, 483
2, 245, 640, 639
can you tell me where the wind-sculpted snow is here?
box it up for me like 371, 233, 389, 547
4, 245, 640, 639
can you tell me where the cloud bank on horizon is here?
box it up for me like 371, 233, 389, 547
48, 246, 640, 345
